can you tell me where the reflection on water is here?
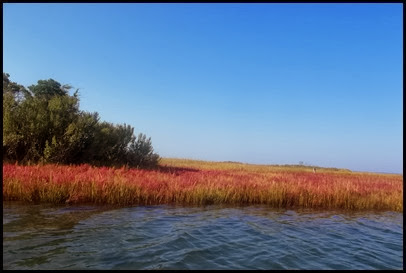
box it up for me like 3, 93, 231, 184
3, 202, 403, 270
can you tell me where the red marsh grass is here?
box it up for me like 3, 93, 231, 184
2, 159, 403, 211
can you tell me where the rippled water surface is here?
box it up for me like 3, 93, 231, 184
3, 202, 403, 269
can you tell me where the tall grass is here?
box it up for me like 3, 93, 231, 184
3, 159, 403, 211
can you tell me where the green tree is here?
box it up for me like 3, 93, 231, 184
28, 79, 71, 99
43, 111, 99, 164
3, 75, 82, 163
126, 133, 160, 168
3, 73, 160, 168
3, 73, 32, 161
81, 121, 134, 167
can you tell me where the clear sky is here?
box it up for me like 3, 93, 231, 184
3, 3, 403, 174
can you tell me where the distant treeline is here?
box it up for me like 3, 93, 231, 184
3, 73, 159, 168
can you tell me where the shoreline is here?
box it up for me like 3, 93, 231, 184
2, 159, 403, 212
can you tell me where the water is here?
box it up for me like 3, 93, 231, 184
3, 202, 403, 270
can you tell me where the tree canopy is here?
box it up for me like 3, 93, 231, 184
3, 73, 159, 168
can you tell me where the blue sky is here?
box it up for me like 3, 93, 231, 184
3, 3, 403, 173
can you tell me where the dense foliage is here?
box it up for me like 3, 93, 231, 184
3, 73, 159, 168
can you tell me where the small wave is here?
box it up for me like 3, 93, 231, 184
3, 203, 403, 270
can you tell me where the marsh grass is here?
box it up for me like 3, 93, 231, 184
2, 159, 403, 211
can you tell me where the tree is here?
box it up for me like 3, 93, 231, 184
126, 133, 160, 168
3, 73, 32, 161
28, 79, 70, 99
3, 73, 160, 169
43, 111, 99, 164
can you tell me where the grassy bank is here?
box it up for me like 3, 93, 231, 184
3, 159, 403, 211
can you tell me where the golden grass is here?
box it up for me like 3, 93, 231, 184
2, 158, 403, 211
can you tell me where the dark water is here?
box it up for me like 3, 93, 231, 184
3, 202, 403, 270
